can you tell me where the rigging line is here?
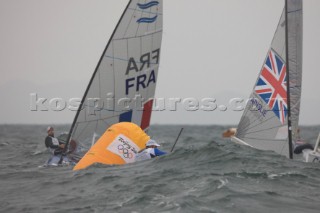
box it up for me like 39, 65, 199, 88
94, 120, 99, 138
102, 118, 114, 128
242, 124, 287, 135
75, 113, 130, 125
146, 0, 156, 36
138, 0, 148, 62
241, 136, 287, 142
112, 29, 163, 41
279, 138, 288, 156
238, 105, 275, 133
287, 9, 302, 14
79, 93, 158, 112
123, 4, 141, 80
112, 38, 116, 119
237, 96, 267, 128
73, 121, 91, 141
146, 28, 156, 100
235, 98, 252, 126
134, 1, 143, 37
126, 36, 129, 87
89, 100, 151, 112
128, 7, 163, 16
290, 85, 301, 89
98, 68, 102, 121
271, 8, 286, 47
123, 2, 139, 38
171, 128, 184, 152
147, 0, 150, 34
104, 55, 159, 65
239, 96, 288, 132
244, 113, 286, 134
138, 1, 144, 57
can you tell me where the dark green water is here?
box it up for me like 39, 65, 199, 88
1, 124, 320, 213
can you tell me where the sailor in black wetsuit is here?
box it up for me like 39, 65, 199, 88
45, 126, 65, 155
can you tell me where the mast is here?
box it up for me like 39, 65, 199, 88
62, 0, 133, 154
285, 0, 293, 159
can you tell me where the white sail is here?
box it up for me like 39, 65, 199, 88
66, 0, 163, 156
234, 0, 302, 158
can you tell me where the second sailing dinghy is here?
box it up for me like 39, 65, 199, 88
230, 0, 314, 160
60, 0, 163, 167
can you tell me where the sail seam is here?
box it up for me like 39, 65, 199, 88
128, 7, 163, 16
104, 55, 159, 65
124, 3, 139, 38
288, 9, 302, 13
240, 124, 286, 135
112, 29, 163, 41
240, 137, 286, 142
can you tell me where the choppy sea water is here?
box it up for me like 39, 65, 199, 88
1, 124, 320, 213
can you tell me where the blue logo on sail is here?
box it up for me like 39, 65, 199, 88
136, 1, 159, 23
137, 16, 158, 23
137, 1, 159, 9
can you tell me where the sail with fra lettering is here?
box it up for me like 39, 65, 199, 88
64, 0, 163, 161
231, 0, 302, 159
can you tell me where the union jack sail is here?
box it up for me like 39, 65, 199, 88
255, 49, 287, 124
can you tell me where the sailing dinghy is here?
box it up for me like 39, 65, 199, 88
58, 0, 163, 167
303, 132, 320, 162
229, 0, 318, 161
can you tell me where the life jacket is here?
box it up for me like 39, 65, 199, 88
47, 136, 62, 155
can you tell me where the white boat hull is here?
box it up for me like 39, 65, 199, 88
303, 149, 320, 163
303, 132, 320, 163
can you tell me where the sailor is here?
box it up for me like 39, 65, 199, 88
135, 139, 167, 161
45, 126, 65, 155
222, 128, 237, 138
293, 128, 314, 154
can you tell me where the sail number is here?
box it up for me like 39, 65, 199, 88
125, 49, 160, 95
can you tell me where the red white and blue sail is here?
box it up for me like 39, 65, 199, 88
255, 49, 287, 124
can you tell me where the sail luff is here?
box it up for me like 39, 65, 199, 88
286, 0, 303, 155
285, 0, 293, 159
63, 0, 133, 153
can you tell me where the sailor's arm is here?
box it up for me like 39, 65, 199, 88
154, 149, 167, 156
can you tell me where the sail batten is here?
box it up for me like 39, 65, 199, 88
235, 0, 302, 158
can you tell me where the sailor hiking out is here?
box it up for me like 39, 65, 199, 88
45, 126, 65, 155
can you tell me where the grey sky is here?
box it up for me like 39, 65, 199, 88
0, 0, 319, 125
